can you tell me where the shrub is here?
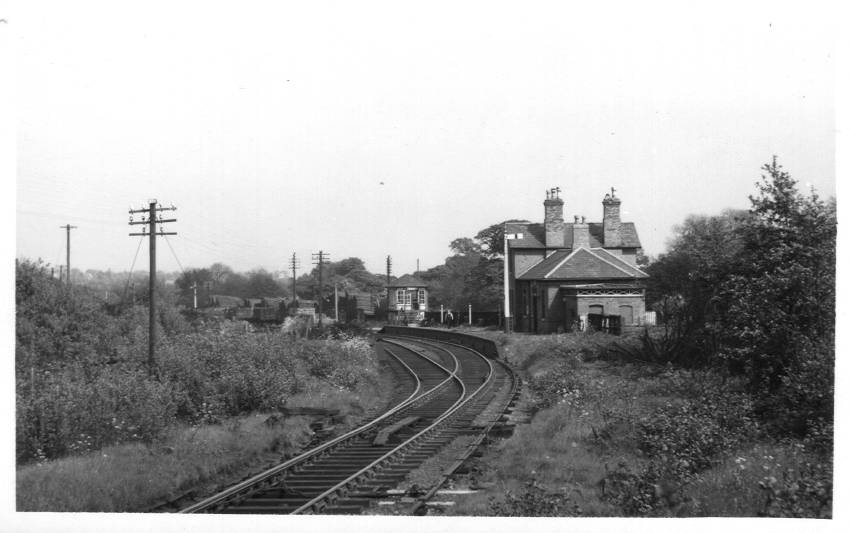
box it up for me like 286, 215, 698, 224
637, 388, 758, 479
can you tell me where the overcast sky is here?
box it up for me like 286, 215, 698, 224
13, 1, 837, 277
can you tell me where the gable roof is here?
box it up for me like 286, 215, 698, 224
518, 247, 648, 281
506, 222, 642, 249
387, 274, 427, 288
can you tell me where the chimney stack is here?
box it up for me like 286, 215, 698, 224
572, 215, 590, 249
544, 188, 565, 248
602, 188, 622, 247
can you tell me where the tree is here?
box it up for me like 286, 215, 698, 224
643, 209, 749, 365
244, 269, 286, 298
423, 220, 529, 311
174, 268, 213, 307
209, 263, 234, 288
642, 157, 835, 439
474, 219, 531, 259
717, 158, 835, 398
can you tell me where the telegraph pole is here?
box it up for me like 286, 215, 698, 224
59, 224, 77, 284
386, 255, 392, 322
312, 250, 330, 328
289, 253, 300, 300
129, 200, 177, 376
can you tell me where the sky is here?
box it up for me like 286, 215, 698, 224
12, 1, 837, 278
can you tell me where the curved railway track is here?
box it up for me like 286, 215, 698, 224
179, 330, 516, 515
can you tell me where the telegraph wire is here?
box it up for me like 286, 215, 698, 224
163, 233, 186, 275
122, 236, 145, 303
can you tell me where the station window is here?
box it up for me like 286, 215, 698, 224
396, 289, 405, 304
418, 289, 425, 303
540, 288, 546, 318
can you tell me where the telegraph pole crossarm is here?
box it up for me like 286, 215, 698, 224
128, 199, 177, 377
289, 253, 300, 302
312, 250, 330, 328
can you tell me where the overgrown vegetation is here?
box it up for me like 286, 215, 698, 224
642, 158, 834, 441
16, 415, 315, 512
451, 332, 831, 518
15, 260, 381, 464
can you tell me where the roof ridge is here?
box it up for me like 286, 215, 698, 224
589, 248, 647, 277
544, 248, 584, 278
593, 247, 648, 275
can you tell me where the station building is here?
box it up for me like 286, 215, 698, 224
507, 188, 649, 334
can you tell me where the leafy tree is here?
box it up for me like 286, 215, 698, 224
294, 257, 386, 300
643, 157, 835, 440
423, 220, 530, 311
244, 269, 286, 299
474, 219, 531, 259
209, 262, 234, 288
174, 268, 213, 307
639, 210, 748, 365
715, 158, 835, 429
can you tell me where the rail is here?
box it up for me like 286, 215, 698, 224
380, 326, 500, 360
180, 347, 433, 513
290, 337, 493, 514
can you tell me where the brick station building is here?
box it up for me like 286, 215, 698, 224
507, 188, 648, 333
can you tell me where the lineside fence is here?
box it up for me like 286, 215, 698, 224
380, 326, 500, 360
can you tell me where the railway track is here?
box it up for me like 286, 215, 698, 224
178, 329, 516, 515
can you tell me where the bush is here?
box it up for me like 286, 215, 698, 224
16, 368, 178, 460
17, 326, 381, 463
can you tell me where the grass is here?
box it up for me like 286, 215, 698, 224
445, 331, 832, 517
16, 414, 314, 512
